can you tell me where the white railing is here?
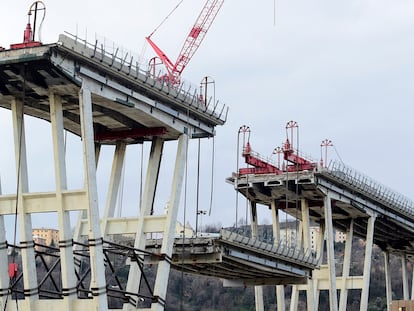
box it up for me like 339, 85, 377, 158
59, 32, 228, 123
324, 160, 414, 216
221, 229, 319, 267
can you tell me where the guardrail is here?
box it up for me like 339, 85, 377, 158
58, 32, 228, 124
220, 229, 319, 268
322, 160, 414, 216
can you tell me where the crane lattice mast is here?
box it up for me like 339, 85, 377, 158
146, 0, 224, 85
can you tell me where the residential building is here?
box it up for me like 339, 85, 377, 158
32, 228, 59, 247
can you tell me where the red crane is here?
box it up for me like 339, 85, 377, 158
146, 0, 224, 85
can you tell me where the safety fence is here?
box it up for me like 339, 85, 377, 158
221, 229, 319, 268
59, 32, 228, 124
322, 160, 414, 216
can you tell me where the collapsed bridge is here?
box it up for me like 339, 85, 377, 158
0, 34, 319, 311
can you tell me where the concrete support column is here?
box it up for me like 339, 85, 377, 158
11, 99, 39, 305
79, 85, 108, 310
360, 213, 376, 311
0, 182, 8, 310
339, 219, 354, 311
50, 93, 77, 306
290, 221, 303, 311
314, 221, 325, 310
271, 200, 285, 311
412, 264, 414, 300
402, 254, 409, 300
124, 137, 164, 307
384, 251, 392, 311
101, 141, 127, 236
324, 193, 338, 311
301, 198, 316, 311
316, 222, 325, 266
152, 133, 188, 311
73, 145, 101, 243
250, 201, 264, 311
300, 199, 311, 249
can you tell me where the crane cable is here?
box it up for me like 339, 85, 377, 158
333, 145, 345, 165
284, 157, 289, 246
179, 140, 188, 311
139, 144, 144, 212
195, 139, 201, 235
208, 136, 215, 216
295, 127, 300, 240
179, 105, 191, 311
235, 132, 240, 229
4, 66, 27, 311
148, 0, 185, 38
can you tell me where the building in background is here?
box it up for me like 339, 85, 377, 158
335, 229, 347, 243
32, 228, 59, 247
176, 221, 195, 238
278, 223, 346, 251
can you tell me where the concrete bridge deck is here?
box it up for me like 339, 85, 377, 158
3, 229, 319, 302
227, 160, 414, 259
147, 229, 318, 286
0, 33, 227, 144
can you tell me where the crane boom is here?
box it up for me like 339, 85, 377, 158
146, 0, 224, 85
173, 0, 224, 76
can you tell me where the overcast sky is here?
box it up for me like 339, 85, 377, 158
1, 0, 414, 235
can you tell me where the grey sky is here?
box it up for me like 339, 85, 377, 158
1, 0, 414, 233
